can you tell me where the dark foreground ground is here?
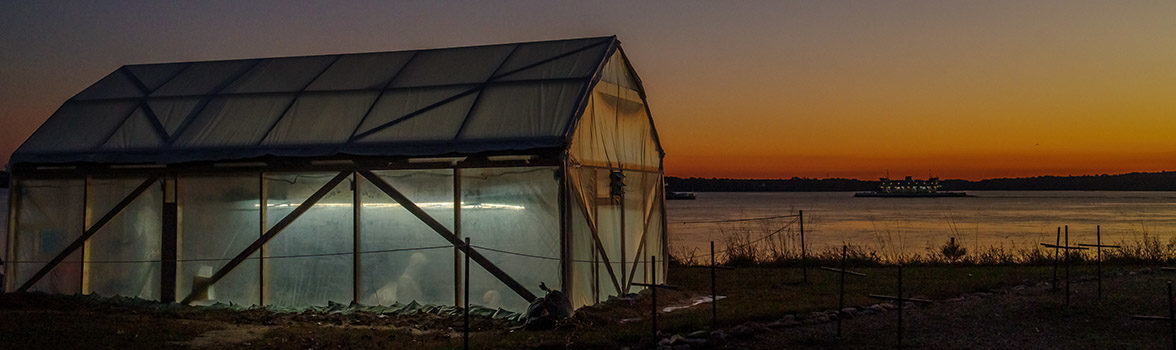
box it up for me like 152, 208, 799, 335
1, 264, 1174, 349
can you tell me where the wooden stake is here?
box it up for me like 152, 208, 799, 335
711, 241, 717, 330
838, 245, 846, 337
1065, 225, 1070, 308
800, 210, 807, 283
898, 265, 903, 349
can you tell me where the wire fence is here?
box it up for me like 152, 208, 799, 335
668, 213, 804, 261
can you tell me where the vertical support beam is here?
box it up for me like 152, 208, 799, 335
258, 173, 268, 305
352, 172, 361, 304
81, 177, 91, 294
659, 173, 668, 285
5, 174, 19, 292
619, 172, 627, 294
559, 161, 572, 297
464, 237, 471, 350
161, 174, 178, 303
454, 168, 463, 307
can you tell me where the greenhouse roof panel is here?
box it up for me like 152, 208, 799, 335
14, 36, 621, 165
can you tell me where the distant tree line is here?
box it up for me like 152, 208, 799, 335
666, 171, 1176, 192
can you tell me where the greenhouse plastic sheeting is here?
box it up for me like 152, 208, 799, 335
11, 179, 85, 294
359, 169, 455, 307
568, 50, 662, 171
12, 37, 618, 165
263, 173, 354, 306
84, 177, 162, 300
461, 167, 560, 312
178, 175, 261, 306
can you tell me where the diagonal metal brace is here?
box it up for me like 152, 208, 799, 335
18, 176, 161, 292
180, 171, 350, 305
359, 170, 538, 302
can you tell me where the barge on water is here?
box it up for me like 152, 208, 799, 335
854, 176, 967, 198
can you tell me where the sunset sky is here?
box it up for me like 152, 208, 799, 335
1, 1, 1173, 180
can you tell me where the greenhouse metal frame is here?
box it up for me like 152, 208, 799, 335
4, 36, 665, 312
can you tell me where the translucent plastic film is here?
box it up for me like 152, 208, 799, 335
359, 169, 455, 307
462, 167, 560, 311
85, 177, 162, 300
178, 175, 261, 306
11, 179, 85, 294
568, 51, 661, 171
263, 173, 353, 306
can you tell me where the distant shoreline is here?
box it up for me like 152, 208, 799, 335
667, 170, 1176, 192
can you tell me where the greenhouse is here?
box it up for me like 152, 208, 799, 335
3, 36, 665, 312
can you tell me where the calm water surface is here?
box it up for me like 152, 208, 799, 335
666, 191, 1176, 257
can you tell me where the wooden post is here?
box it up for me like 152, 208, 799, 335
353, 172, 361, 304
1065, 225, 1070, 308
711, 241, 717, 330
454, 168, 463, 308
259, 172, 267, 305
897, 264, 903, 349
161, 175, 178, 303
838, 245, 847, 337
1079, 225, 1118, 302
651, 255, 659, 339
800, 210, 807, 284
1053, 226, 1060, 292
1097, 225, 1102, 300
464, 237, 471, 350
1169, 281, 1174, 350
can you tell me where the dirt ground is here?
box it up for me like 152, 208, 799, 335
729, 269, 1176, 349
0, 265, 1173, 349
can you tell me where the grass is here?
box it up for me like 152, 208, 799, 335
671, 220, 1176, 267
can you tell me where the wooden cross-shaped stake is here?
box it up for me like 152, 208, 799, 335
1131, 281, 1176, 350
820, 244, 867, 337
1077, 225, 1120, 301
1041, 225, 1088, 308
868, 265, 932, 349
633, 255, 679, 340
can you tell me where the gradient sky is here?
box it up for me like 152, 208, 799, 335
1, 1, 1173, 180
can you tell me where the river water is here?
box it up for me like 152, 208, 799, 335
666, 191, 1176, 258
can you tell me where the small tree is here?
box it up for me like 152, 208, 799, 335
941, 237, 967, 263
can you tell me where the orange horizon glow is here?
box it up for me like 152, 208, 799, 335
2, 2, 1174, 180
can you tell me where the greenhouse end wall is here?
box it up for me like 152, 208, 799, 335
4, 166, 565, 312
